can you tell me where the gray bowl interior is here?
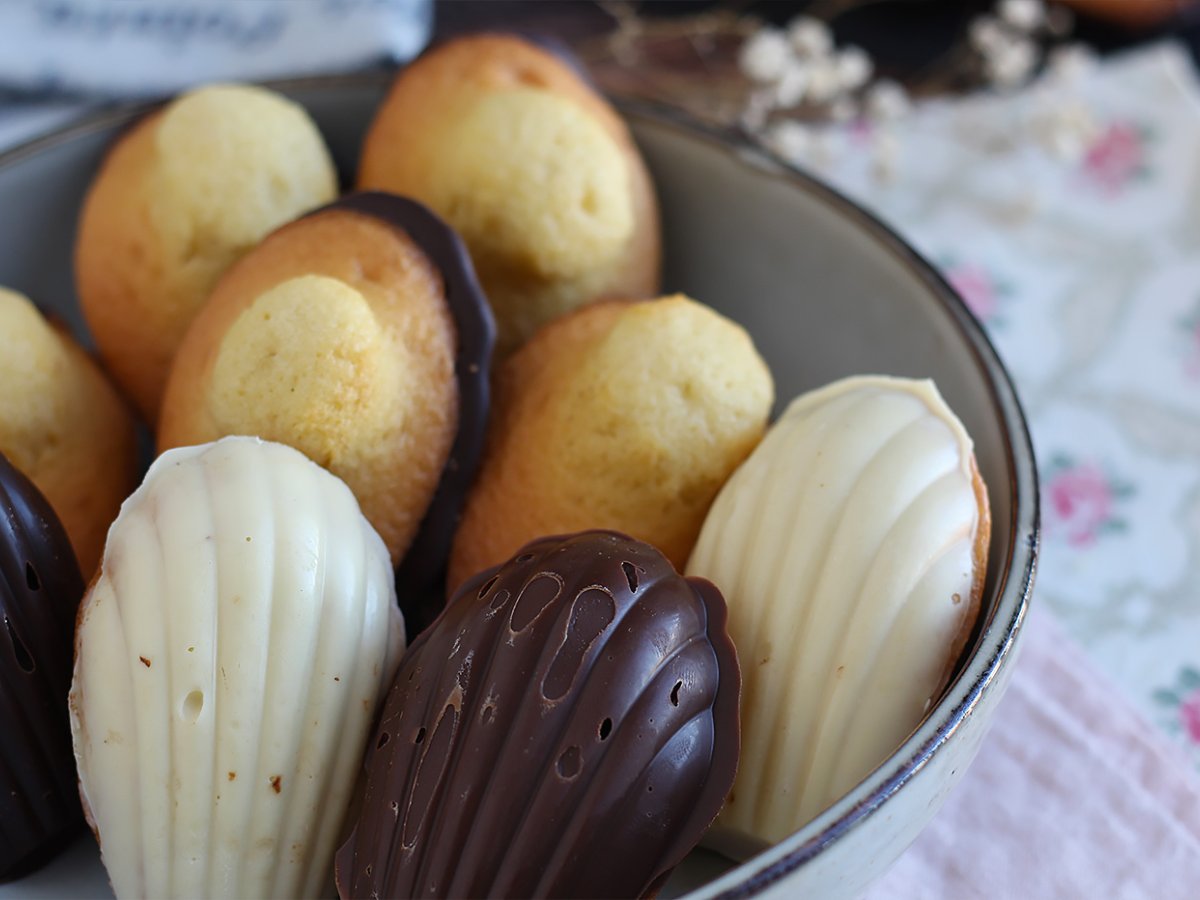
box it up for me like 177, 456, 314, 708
0, 75, 1036, 899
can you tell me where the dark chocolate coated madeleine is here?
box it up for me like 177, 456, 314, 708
336, 530, 740, 899
0, 453, 85, 881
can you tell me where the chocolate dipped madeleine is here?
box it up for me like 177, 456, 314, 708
448, 295, 773, 592
160, 194, 494, 597
0, 453, 85, 881
69, 437, 405, 899
358, 33, 660, 357
0, 286, 137, 575
687, 376, 990, 853
336, 530, 741, 900
76, 84, 337, 421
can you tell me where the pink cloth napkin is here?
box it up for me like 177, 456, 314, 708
867, 606, 1200, 899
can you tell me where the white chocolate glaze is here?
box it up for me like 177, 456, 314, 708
69, 437, 405, 899
687, 375, 987, 852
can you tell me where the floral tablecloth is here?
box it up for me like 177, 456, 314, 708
804, 40, 1200, 760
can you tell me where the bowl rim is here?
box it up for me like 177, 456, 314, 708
0, 70, 1039, 897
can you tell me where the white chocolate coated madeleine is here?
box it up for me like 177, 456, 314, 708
687, 375, 989, 851
69, 437, 404, 899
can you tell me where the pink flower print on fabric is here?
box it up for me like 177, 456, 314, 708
846, 117, 875, 147
1082, 122, 1150, 194
1153, 668, 1200, 748
946, 262, 1001, 323
940, 258, 1016, 328
1182, 691, 1200, 744
1043, 455, 1132, 548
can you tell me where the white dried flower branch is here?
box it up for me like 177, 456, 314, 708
733, 0, 1098, 182
584, 0, 1099, 184
739, 28, 791, 83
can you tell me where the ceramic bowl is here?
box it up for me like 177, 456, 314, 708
0, 74, 1038, 899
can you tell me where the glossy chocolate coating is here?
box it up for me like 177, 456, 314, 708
0, 453, 85, 881
336, 530, 740, 899
317, 192, 495, 636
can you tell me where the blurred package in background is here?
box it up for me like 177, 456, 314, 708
0, 0, 432, 97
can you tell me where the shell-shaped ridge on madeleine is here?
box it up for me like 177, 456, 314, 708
69, 436, 404, 899
337, 530, 740, 900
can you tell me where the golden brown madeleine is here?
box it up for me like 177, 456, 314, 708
158, 198, 470, 567
448, 294, 773, 593
75, 84, 336, 421
0, 287, 137, 576
358, 33, 660, 357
